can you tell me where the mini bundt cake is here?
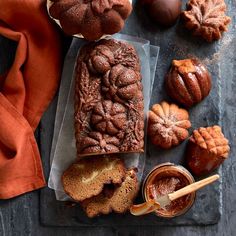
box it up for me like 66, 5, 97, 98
49, 0, 133, 40
186, 126, 230, 176
182, 0, 231, 42
148, 101, 191, 149
165, 59, 212, 108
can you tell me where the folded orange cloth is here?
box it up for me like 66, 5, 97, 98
0, 0, 62, 199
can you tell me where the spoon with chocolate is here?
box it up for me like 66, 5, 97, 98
130, 174, 219, 216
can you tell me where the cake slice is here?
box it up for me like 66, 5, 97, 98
62, 156, 126, 201
81, 169, 139, 218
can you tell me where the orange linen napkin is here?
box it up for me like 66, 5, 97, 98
0, 0, 62, 199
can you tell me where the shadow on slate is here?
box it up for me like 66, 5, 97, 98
39, 0, 223, 227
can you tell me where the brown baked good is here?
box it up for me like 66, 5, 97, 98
165, 59, 212, 108
62, 156, 126, 201
141, 0, 182, 27
91, 100, 127, 135
49, 0, 132, 41
102, 64, 142, 102
75, 39, 144, 157
81, 169, 139, 217
79, 132, 120, 154
148, 101, 191, 149
182, 0, 231, 42
186, 126, 230, 176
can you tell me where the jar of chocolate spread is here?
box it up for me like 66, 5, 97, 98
142, 163, 196, 218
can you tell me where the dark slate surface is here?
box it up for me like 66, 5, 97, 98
0, 0, 236, 235
40, 31, 221, 227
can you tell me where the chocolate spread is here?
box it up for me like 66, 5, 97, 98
148, 175, 191, 215
143, 164, 195, 217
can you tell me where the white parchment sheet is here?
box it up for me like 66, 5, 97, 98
48, 34, 159, 201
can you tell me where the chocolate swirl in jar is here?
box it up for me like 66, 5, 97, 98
143, 163, 195, 218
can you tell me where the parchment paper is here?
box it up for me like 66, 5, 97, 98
48, 34, 159, 201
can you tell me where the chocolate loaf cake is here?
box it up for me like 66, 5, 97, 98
75, 39, 144, 157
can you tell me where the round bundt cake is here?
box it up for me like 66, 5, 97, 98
49, 0, 132, 41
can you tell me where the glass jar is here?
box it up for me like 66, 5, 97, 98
142, 162, 195, 218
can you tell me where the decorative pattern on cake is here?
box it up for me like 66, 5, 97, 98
75, 39, 144, 157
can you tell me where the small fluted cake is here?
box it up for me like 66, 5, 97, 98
186, 125, 230, 176
182, 0, 231, 42
148, 101, 191, 149
165, 59, 212, 108
49, 0, 132, 40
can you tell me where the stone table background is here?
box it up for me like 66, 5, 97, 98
0, 0, 236, 235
